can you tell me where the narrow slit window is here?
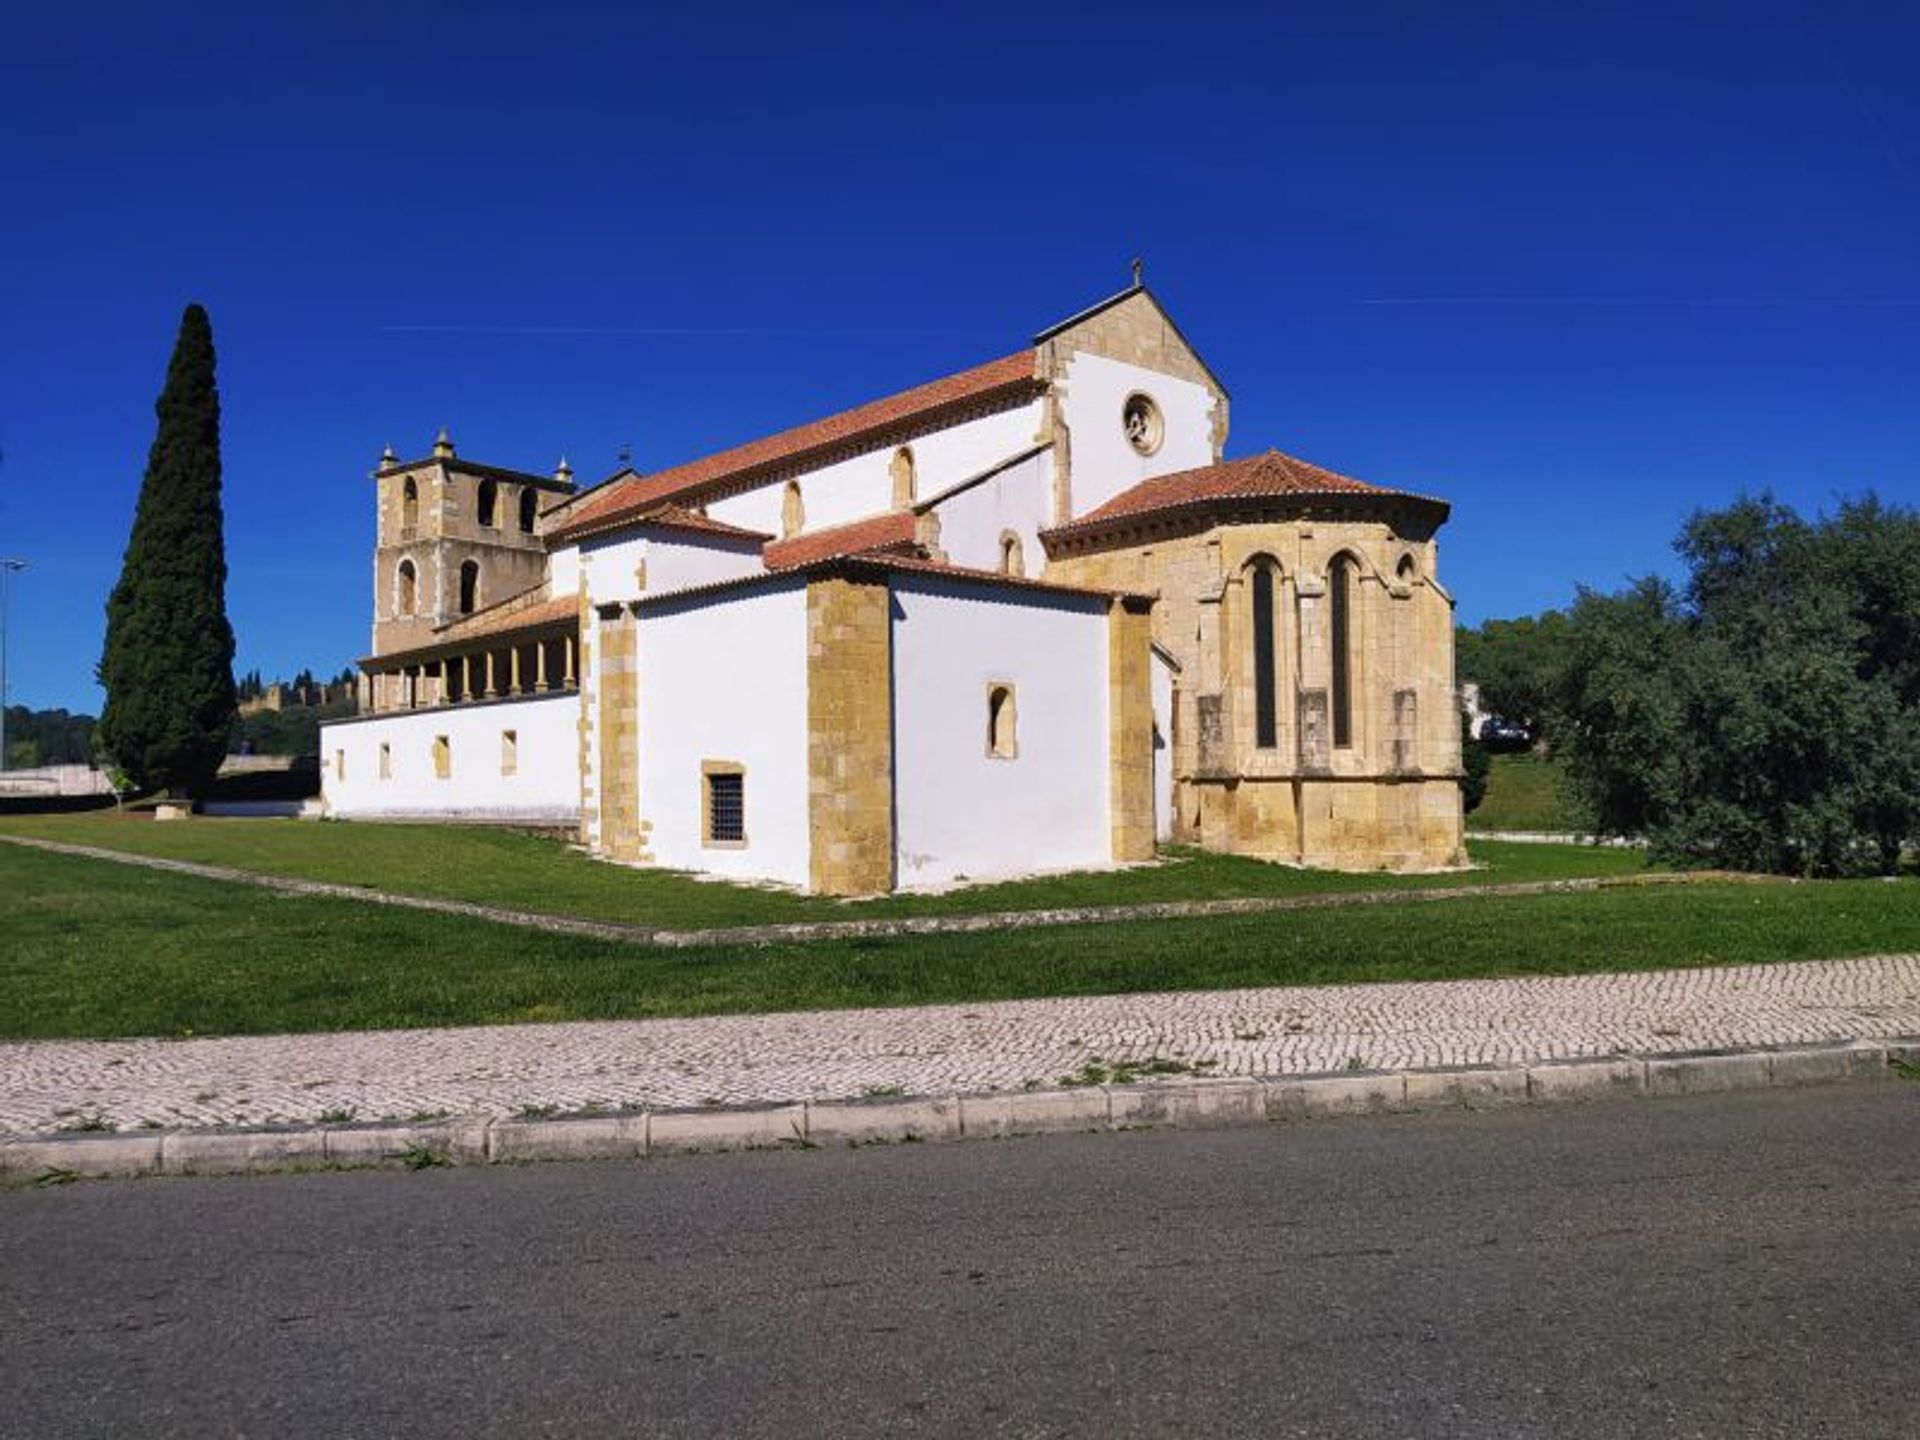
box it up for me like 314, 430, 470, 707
705, 767, 746, 846
459, 560, 480, 614
433, 734, 451, 779
334, 749, 346, 782
1252, 563, 1278, 749
501, 729, 518, 776
378, 742, 392, 779
987, 683, 1018, 759
999, 532, 1025, 577
1330, 555, 1355, 749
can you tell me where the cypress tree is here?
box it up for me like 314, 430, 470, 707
98, 303, 237, 797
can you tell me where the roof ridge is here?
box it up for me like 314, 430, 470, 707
548, 349, 1040, 545
1040, 446, 1449, 540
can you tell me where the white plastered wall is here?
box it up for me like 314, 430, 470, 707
890, 576, 1111, 888
637, 580, 811, 886
1060, 352, 1216, 520
706, 400, 1046, 537
577, 530, 763, 608
547, 544, 581, 598
922, 450, 1052, 575
321, 691, 579, 822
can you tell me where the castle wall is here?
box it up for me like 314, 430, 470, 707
320, 691, 578, 823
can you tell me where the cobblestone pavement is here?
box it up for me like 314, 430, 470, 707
5, 956, 1917, 1137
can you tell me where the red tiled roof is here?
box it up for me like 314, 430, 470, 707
762, 511, 920, 569
631, 549, 1151, 611
433, 593, 578, 644
626, 503, 771, 543
1044, 449, 1448, 538
851, 551, 1153, 605
549, 351, 1040, 542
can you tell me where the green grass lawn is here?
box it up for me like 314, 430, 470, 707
0, 811, 1648, 930
4, 841, 1915, 1041
1470, 754, 1585, 832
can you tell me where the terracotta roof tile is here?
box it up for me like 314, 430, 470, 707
852, 551, 1152, 604
1044, 449, 1448, 538
551, 351, 1039, 542
626, 503, 771, 543
432, 593, 579, 645
762, 511, 920, 569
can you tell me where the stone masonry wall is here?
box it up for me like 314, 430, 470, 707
806, 575, 895, 895
1048, 511, 1464, 870
1107, 597, 1157, 862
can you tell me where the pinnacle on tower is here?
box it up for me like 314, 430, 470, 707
554, 456, 574, 483
378, 444, 399, 471
432, 427, 456, 459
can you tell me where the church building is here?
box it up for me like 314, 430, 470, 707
321, 278, 1466, 893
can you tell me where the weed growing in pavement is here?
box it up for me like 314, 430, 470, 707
861, 1084, 906, 1098
1056, 1056, 1218, 1088
317, 1107, 356, 1124
1890, 1055, 1920, 1082
55, 1111, 115, 1133
515, 1103, 558, 1119
398, 1144, 449, 1170
35, 1167, 78, 1188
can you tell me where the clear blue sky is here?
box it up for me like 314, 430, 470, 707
2, 2, 1914, 712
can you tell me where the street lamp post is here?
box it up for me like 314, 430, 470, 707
0, 558, 25, 774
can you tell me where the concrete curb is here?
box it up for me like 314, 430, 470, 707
5, 1037, 1914, 1185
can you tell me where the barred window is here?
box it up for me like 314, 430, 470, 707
705, 766, 746, 846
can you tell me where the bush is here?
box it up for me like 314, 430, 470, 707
1554, 494, 1920, 876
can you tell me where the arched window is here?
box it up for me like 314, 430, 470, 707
519, 487, 538, 534
890, 446, 917, 508
987, 683, 1017, 759
459, 560, 480, 615
1330, 554, 1356, 749
401, 477, 419, 531
397, 559, 417, 616
477, 480, 498, 528
781, 481, 804, 538
1397, 553, 1418, 585
1250, 560, 1279, 749
999, 531, 1025, 578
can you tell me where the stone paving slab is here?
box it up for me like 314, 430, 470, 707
3, 955, 1917, 1138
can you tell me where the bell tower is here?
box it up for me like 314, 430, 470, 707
369, 430, 576, 657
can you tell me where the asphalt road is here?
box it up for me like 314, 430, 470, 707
4, 1085, 1917, 1438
